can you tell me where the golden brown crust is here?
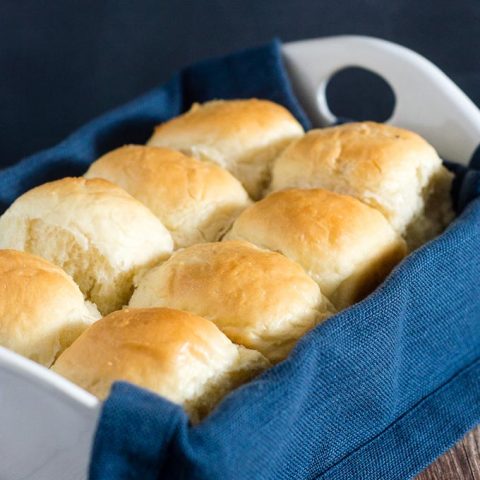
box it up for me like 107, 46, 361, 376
0, 249, 99, 366
85, 145, 250, 248
129, 241, 334, 362
52, 307, 269, 420
225, 188, 407, 309
0, 177, 173, 314
147, 99, 304, 198
270, 122, 453, 244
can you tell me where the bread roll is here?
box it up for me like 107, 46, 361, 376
85, 145, 250, 248
129, 241, 334, 362
52, 307, 269, 421
270, 122, 454, 248
225, 189, 407, 309
0, 249, 100, 366
147, 99, 304, 199
0, 178, 173, 314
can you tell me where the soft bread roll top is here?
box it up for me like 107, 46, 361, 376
147, 99, 304, 199
270, 122, 454, 248
129, 241, 334, 362
0, 177, 173, 314
0, 249, 100, 366
225, 189, 407, 309
52, 308, 269, 421
85, 145, 250, 248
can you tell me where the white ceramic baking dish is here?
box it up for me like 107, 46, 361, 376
1, 35, 480, 480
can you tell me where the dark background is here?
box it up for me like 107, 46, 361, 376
1, 0, 480, 166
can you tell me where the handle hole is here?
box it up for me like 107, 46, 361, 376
325, 67, 396, 123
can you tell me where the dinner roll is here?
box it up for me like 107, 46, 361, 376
0, 250, 100, 367
270, 122, 454, 248
52, 308, 269, 421
129, 241, 334, 362
147, 99, 304, 199
225, 189, 407, 309
0, 178, 173, 314
85, 145, 250, 248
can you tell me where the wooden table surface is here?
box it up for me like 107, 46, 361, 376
416, 426, 480, 479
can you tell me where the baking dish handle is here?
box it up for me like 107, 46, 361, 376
282, 35, 480, 166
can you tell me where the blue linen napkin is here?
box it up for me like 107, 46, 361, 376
1, 40, 479, 480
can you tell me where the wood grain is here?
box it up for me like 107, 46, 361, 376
464, 427, 480, 478
416, 426, 480, 480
